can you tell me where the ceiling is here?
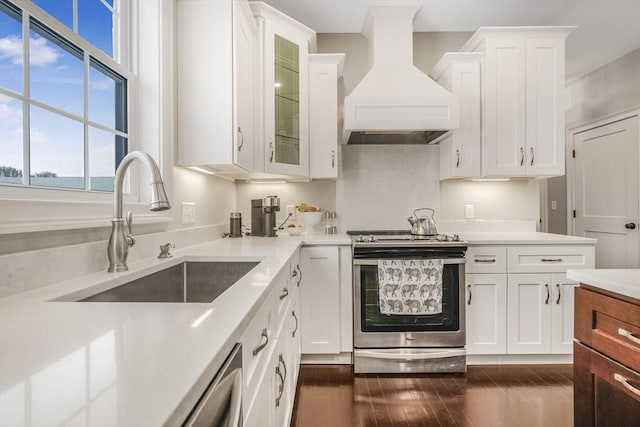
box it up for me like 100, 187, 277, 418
262, 0, 640, 82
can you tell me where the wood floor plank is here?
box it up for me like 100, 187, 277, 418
291, 364, 574, 427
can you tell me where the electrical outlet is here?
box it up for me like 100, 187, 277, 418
465, 204, 474, 219
286, 205, 296, 221
551, 200, 557, 211
182, 202, 196, 225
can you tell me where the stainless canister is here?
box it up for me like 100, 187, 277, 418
324, 211, 337, 234
229, 212, 242, 237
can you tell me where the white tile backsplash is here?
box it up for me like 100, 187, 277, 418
337, 144, 441, 231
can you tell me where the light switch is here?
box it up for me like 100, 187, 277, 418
182, 202, 196, 225
465, 204, 474, 219
286, 205, 296, 221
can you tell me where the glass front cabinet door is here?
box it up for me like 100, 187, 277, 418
252, 3, 315, 177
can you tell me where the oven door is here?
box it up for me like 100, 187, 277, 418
353, 258, 466, 348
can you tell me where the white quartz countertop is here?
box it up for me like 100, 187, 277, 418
0, 229, 588, 426
0, 234, 339, 427
567, 269, 640, 300
459, 232, 597, 245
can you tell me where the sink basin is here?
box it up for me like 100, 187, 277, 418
74, 261, 259, 303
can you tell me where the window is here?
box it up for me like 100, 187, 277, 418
0, 0, 129, 193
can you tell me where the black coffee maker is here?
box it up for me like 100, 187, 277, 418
251, 196, 280, 237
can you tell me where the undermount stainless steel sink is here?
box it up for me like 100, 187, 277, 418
70, 261, 259, 303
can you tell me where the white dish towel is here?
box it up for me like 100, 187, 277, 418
378, 259, 443, 315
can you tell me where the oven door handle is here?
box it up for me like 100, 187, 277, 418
353, 258, 466, 266
355, 349, 466, 360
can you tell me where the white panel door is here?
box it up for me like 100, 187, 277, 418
507, 273, 551, 354
300, 246, 340, 354
465, 274, 507, 354
574, 116, 639, 268
550, 273, 578, 354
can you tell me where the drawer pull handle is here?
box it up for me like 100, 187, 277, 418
296, 264, 302, 287
292, 310, 299, 338
556, 284, 561, 304
541, 258, 563, 262
275, 364, 285, 407
252, 328, 269, 356
545, 284, 550, 304
614, 373, 640, 397
474, 259, 496, 263
618, 328, 640, 346
467, 284, 472, 306
278, 354, 287, 381
279, 287, 289, 300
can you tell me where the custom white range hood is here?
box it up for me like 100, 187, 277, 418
343, 4, 459, 144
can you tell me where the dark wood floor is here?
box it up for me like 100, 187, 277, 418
291, 364, 574, 427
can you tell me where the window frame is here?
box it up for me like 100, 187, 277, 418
0, 0, 173, 234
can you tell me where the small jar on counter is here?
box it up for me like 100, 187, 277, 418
324, 211, 337, 234
229, 212, 242, 237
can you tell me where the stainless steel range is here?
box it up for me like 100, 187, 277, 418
349, 230, 467, 374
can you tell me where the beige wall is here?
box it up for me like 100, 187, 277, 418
566, 49, 640, 129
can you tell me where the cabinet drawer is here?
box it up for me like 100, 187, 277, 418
507, 245, 594, 273
466, 246, 507, 273
576, 288, 640, 372
241, 295, 274, 410
575, 342, 640, 425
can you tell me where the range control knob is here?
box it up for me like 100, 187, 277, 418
453, 234, 460, 241
369, 234, 376, 242
357, 235, 364, 243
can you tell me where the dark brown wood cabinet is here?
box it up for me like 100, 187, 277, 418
574, 286, 640, 426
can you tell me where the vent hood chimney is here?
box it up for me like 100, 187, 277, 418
343, 4, 459, 144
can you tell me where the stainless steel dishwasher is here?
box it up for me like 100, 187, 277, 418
183, 344, 243, 427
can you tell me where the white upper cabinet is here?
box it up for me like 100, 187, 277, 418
309, 54, 345, 179
251, 2, 316, 177
177, 0, 257, 174
431, 52, 482, 180
461, 27, 574, 178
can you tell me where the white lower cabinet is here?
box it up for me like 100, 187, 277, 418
243, 250, 301, 427
506, 272, 578, 354
299, 245, 353, 356
466, 244, 593, 357
300, 246, 340, 354
465, 273, 507, 354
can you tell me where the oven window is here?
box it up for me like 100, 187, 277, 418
359, 264, 460, 332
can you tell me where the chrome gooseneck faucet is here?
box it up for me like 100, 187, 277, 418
107, 151, 171, 272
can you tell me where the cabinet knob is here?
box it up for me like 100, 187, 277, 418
625, 222, 636, 230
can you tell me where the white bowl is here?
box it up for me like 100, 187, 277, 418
287, 226, 303, 236
298, 211, 322, 234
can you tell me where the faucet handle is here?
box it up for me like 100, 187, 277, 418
158, 243, 175, 259
126, 211, 135, 247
